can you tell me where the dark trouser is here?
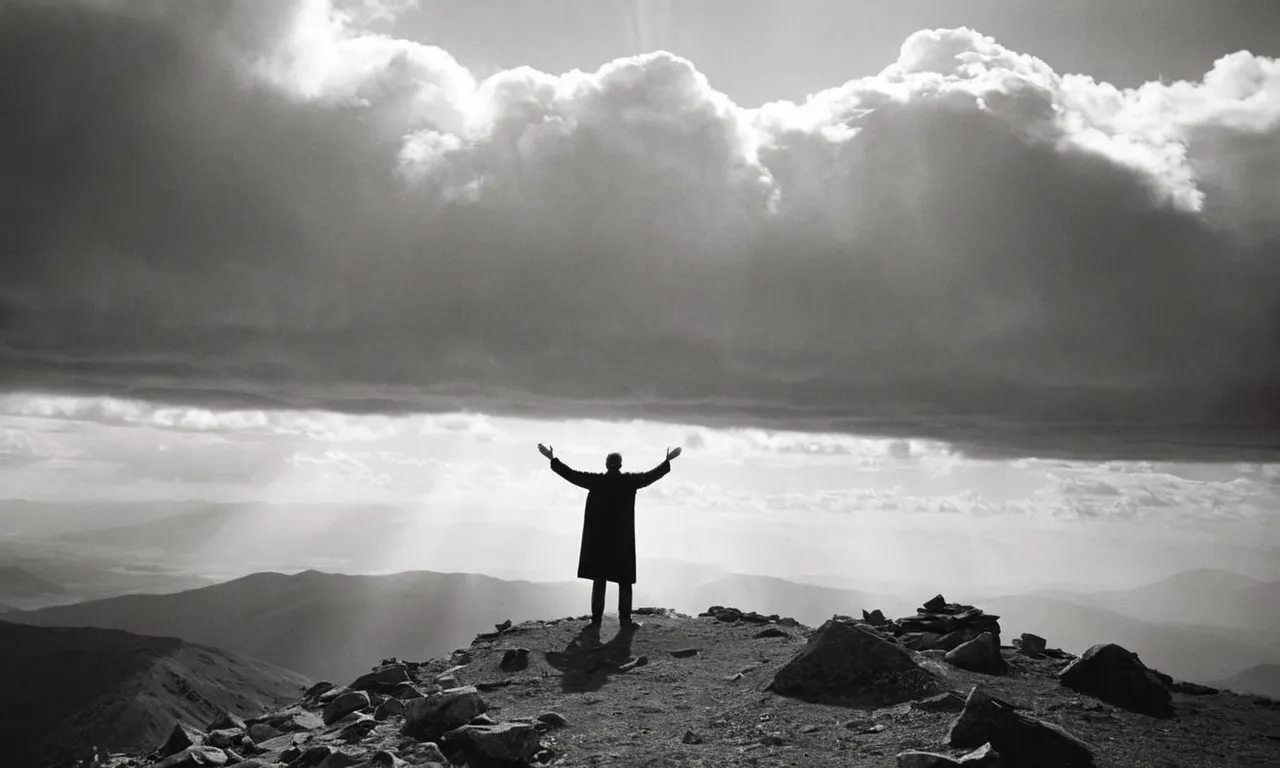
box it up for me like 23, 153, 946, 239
591, 579, 632, 623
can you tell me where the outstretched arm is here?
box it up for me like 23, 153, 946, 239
633, 446, 681, 489
540, 445, 598, 490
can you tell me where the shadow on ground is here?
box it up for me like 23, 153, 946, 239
542, 623, 638, 693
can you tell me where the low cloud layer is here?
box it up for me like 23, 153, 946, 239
2, 0, 1278, 459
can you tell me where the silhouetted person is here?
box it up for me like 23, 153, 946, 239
539, 443, 681, 627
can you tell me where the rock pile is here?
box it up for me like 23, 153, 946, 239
110, 657, 566, 768
895, 594, 1004, 654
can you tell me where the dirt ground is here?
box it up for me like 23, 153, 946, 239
421, 610, 1280, 768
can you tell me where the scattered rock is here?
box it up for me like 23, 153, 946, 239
1170, 680, 1218, 695
470, 713, 496, 725
897, 742, 1000, 767
322, 690, 371, 726
619, 655, 649, 672
1058, 643, 1173, 717
500, 647, 530, 671
800, 724, 821, 734
374, 697, 405, 720
302, 681, 335, 702
1017, 633, 1047, 656
159, 723, 206, 757
924, 594, 948, 613
777, 617, 799, 628
769, 619, 943, 706
315, 749, 362, 768
205, 730, 243, 750
535, 712, 569, 728
443, 722, 541, 763
949, 686, 1094, 767
403, 686, 489, 738
670, 647, 700, 658
944, 632, 1007, 675
863, 608, 889, 626
754, 627, 789, 639
337, 717, 377, 742
681, 729, 704, 745
154, 746, 228, 768
435, 675, 459, 689
350, 664, 410, 693
495, 619, 512, 632
364, 750, 406, 768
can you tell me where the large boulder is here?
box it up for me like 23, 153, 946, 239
944, 632, 1007, 675
443, 722, 541, 763
1058, 643, 1172, 717
350, 664, 410, 693
403, 686, 489, 739
769, 619, 943, 706
159, 723, 206, 757
322, 690, 371, 725
949, 686, 1094, 767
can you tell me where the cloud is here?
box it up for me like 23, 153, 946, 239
2, 1, 1278, 460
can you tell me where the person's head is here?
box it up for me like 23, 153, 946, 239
605, 452, 622, 472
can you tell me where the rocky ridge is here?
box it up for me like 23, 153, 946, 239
93, 596, 1280, 768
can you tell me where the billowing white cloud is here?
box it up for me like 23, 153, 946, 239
2, 1, 1278, 459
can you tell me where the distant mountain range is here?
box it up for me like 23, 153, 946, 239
1210, 664, 1280, 699
14, 570, 588, 681
0, 620, 310, 768
0, 564, 65, 604
14, 566, 1280, 688
1018, 568, 1280, 634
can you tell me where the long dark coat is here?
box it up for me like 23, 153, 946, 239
550, 457, 670, 585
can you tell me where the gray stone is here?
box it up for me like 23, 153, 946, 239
769, 619, 943, 706
206, 729, 243, 750
322, 690, 371, 726
315, 749, 363, 768
945, 632, 1007, 675
681, 729, 704, 744
159, 723, 206, 757
923, 594, 948, 613
389, 682, 424, 700
155, 746, 229, 768
536, 711, 569, 728
373, 697, 405, 720
1058, 643, 1172, 717
949, 686, 1094, 767
1017, 633, 1046, 655
912, 691, 968, 712
403, 686, 488, 736
302, 681, 335, 701
350, 665, 410, 693
754, 627, 789, 639
499, 647, 530, 671
443, 722, 541, 763
670, 647, 700, 657
897, 752, 962, 768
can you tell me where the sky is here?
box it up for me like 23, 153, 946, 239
1, 0, 1278, 589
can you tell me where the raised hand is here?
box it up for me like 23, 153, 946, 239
538, 443, 554, 460
666, 446, 682, 461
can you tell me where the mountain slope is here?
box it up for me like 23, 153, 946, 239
0, 621, 311, 768
0, 564, 65, 599
14, 570, 588, 680
1212, 664, 1280, 699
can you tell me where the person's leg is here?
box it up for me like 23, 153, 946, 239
618, 582, 633, 624
591, 579, 606, 624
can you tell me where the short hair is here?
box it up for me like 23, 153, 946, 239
606, 452, 622, 470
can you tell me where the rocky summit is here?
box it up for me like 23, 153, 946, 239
92, 600, 1280, 768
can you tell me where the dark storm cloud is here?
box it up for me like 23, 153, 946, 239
1, 1, 1278, 460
